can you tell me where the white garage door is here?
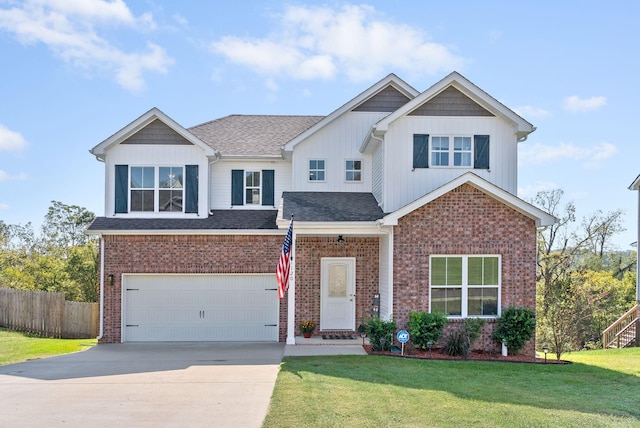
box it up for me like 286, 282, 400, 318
123, 274, 279, 342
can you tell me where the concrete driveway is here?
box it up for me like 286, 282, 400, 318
0, 342, 284, 428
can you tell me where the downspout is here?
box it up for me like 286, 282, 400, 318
96, 235, 105, 340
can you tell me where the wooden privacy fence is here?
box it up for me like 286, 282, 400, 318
0, 288, 99, 339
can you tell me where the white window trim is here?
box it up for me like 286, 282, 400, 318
429, 254, 502, 318
430, 135, 473, 168
308, 159, 326, 183
245, 170, 261, 205
129, 165, 185, 213
344, 159, 362, 183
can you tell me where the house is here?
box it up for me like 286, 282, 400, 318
87, 72, 556, 356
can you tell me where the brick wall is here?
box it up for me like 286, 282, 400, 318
392, 184, 538, 356
100, 234, 283, 343
294, 237, 379, 335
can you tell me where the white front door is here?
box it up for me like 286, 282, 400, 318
320, 257, 356, 331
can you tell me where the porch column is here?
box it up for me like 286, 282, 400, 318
286, 231, 297, 345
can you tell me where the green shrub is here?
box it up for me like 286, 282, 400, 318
443, 318, 485, 358
492, 306, 536, 354
364, 318, 397, 351
408, 311, 447, 349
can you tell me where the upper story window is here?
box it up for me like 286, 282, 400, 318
413, 134, 490, 170
115, 164, 197, 214
309, 160, 325, 181
231, 169, 275, 207
429, 255, 500, 318
245, 171, 261, 204
345, 160, 362, 182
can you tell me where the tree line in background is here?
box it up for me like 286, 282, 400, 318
0, 201, 98, 302
534, 189, 636, 358
0, 192, 637, 356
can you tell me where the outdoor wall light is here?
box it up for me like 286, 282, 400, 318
107, 274, 114, 286
542, 345, 549, 363
337, 235, 345, 243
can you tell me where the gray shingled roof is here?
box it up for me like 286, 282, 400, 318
87, 210, 278, 232
188, 115, 324, 157
283, 192, 384, 222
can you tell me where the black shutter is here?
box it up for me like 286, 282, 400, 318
185, 165, 198, 213
474, 135, 490, 169
231, 170, 244, 206
413, 134, 429, 168
114, 165, 128, 213
262, 170, 275, 206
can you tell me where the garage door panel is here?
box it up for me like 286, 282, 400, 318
123, 274, 279, 342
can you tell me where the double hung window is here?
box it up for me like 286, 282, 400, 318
430, 255, 500, 317
130, 166, 184, 212
345, 160, 361, 182
309, 160, 325, 181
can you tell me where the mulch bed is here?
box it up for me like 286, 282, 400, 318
364, 345, 569, 364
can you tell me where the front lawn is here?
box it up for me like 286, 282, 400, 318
0, 328, 96, 366
264, 348, 640, 427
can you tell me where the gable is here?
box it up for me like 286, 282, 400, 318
121, 119, 192, 145
408, 86, 494, 117
352, 85, 411, 112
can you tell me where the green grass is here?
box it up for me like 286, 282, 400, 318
0, 327, 96, 366
264, 348, 640, 427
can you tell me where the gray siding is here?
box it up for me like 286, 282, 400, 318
353, 86, 411, 112
122, 119, 192, 145
409, 86, 494, 117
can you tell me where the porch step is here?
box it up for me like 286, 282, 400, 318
295, 335, 369, 346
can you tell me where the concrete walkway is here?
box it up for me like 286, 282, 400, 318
0, 342, 284, 428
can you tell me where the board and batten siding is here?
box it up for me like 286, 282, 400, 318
291, 111, 387, 192
378, 232, 392, 320
105, 144, 209, 217
209, 160, 292, 210
372, 145, 384, 205
381, 116, 518, 213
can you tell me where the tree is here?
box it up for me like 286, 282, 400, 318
41, 201, 95, 254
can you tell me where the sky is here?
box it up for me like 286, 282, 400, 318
0, 0, 638, 250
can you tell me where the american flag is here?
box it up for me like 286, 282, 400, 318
276, 217, 293, 299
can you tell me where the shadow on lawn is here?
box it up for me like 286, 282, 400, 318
280, 354, 640, 421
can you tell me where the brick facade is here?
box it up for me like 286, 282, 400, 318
293, 237, 380, 335
100, 234, 284, 343
392, 184, 538, 356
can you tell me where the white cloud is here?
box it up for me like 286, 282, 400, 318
563, 95, 607, 112
211, 4, 464, 83
518, 181, 559, 201
519, 142, 618, 169
0, 124, 28, 152
0, 0, 173, 91
0, 203, 8, 211
0, 170, 28, 181
513, 105, 550, 119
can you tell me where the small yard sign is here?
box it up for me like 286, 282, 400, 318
397, 329, 410, 355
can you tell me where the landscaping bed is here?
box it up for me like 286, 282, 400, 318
364, 345, 569, 364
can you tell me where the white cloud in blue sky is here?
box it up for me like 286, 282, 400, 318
210, 4, 464, 83
0, 0, 172, 91
0, 124, 28, 152
563, 95, 607, 113
519, 142, 618, 170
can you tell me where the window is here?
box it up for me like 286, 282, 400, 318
345, 160, 361, 182
431, 136, 471, 167
413, 134, 489, 169
309, 160, 325, 181
130, 166, 184, 212
430, 255, 500, 317
130, 166, 155, 212
115, 164, 197, 214
159, 166, 183, 212
231, 169, 275, 207
245, 171, 260, 204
